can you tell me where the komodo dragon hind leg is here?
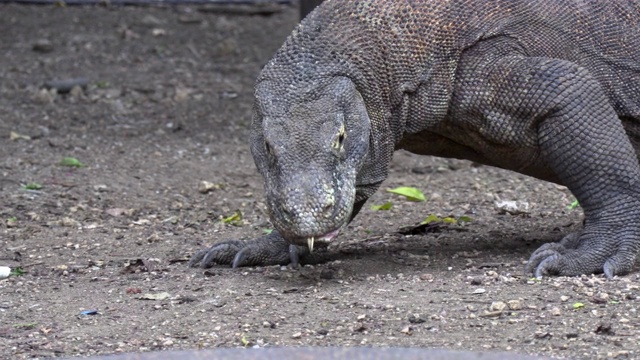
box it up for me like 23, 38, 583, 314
451, 48, 640, 278
518, 59, 640, 278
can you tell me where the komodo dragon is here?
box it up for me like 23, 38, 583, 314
190, 0, 640, 278
64, 347, 552, 360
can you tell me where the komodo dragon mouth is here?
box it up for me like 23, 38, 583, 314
306, 228, 341, 252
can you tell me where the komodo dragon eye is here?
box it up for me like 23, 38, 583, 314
332, 124, 346, 154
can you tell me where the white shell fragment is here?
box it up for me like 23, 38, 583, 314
0, 266, 11, 279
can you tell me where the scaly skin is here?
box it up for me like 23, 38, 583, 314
191, 0, 640, 278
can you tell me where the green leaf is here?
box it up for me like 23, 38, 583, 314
222, 210, 243, 225
95, 80, 110, 88
240, 334, 250, 347
442, 217, 457, 224
457, 216, 473, 223
572, 302, 585, 309
7, 217, 17, 223
262, 228, 273, 235
370, 202, 393, 211
10, 267, 25, 276
568, 199, 580, 210
386, 186, 425, 202
420, 214, 441, 225
60, 157, 86, 168
23, 183, 42, 190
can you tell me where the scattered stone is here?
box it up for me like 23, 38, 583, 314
291, 332, 302, 339
489, 301, 506, 312
419, 273, 434, 281
550, 307, 562, 316
70, 85, 84, 99
400, 326, 413, 335
494, 200, 530, 215
408, 314, 426, 324
560, 295, 570, 302
472, 288, 486, 294
34, 88, 56, 103
152, 28, 166, 36
470, 277, 483, 285
32, 39, 53, 53
199, 181, 223, 193
352, 323, 366, 333
93, 184, 108, 192
478, 311, 502, 318
507, 299, 523, 310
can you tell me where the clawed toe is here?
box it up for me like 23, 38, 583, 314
524, 242, 567, 276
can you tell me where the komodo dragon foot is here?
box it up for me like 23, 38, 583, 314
188, 230, 334, 268
525, 205, 640, 279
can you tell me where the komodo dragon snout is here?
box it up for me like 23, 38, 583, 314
250, 76, 371, 250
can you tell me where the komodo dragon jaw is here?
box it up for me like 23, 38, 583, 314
250, 77, 371, 249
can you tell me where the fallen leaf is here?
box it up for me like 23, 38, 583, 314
387, 186, 426, 202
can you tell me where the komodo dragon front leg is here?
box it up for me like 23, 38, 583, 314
442, 43, 640, 278
189, 196, 372, 268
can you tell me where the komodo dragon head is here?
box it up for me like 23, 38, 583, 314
250, 76, 371, 250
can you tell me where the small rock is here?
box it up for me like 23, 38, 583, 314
560, 295, 570, 302
550, 307, 561, 316
199, 181, 222, 193
400, 326, 413, 335
420, 273, 434, 281
152, 28, 166, 36
494, 200, 530, 215
93, 184, 108, 192
352, 323, 367, 332
408, 314, 426, 324
291, 332, 302, 339
70, 85, 84, 99
472, 288, 486, 294
470, 277, 483, 285
34, 88, 56, 104
32, 39, 54, 53
356, 314, 366, 320
489, 301, 506, 312
507, 299, 523, 310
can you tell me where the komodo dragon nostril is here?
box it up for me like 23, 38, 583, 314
280, 206, 294, 223
321, 200, 334, 218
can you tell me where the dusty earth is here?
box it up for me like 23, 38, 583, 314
1, 3, 639, 359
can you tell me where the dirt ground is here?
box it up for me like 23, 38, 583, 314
1, 3, 639, 359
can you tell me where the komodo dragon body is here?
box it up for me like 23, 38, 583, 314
191, 0, 640, 278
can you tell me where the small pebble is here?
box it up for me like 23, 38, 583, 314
33, 39, 53, 53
